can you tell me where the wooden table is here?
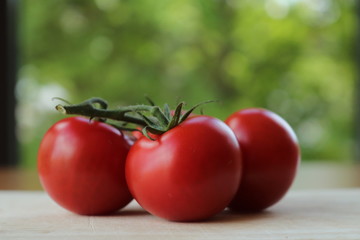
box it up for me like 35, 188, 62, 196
0, 189, 359, 239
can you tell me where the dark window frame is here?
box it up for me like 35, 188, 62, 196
1, 0, 18, 166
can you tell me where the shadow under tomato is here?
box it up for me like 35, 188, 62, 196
92, 208, 150, 218
116, 208, 150, 217
91, 203, 275, 223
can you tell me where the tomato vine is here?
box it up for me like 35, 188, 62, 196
55, 97, 212, 139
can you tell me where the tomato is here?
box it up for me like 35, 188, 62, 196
125, 116, 242, 222
225, 108, 300, 212
37, 117, 133, 215
131, 128, 143, 140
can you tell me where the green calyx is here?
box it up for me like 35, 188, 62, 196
54, 97, 212, 140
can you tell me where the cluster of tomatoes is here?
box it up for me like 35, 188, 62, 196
37, 98, 300, 222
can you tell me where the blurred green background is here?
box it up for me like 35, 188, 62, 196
17, 0, 356, 167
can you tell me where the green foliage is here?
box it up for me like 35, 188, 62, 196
17, 0, 356, 167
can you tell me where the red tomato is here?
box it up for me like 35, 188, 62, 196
225, 108, 300, 212
126, 116, 242, 222
38, 117, 133, 215
131, 128, 143, 140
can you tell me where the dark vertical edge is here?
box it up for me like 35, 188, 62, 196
0, 0, 7, 165
1, 0, 19, 166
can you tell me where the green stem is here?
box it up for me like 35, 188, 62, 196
53, 97, 213, 139
55, 97, 154, 126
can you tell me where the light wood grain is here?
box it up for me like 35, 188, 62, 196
0, 189, 359, 239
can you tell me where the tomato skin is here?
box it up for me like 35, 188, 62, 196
225, 108, 300, 212
38, 117, 133, 215
125, 116, 242, 222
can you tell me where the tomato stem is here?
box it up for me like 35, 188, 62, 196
55, 97, 150, 126
54, 97, 214, 139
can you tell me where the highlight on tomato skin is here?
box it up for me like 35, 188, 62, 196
125, 115, 243, 222
37, 116, 133, 215
225, 108, 300, 212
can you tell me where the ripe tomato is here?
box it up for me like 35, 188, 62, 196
38, 117, 133, 215
225, 108, 300, 212
126, 116, 242, 222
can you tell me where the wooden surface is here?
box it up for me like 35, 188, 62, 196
0, 189, 359, 239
